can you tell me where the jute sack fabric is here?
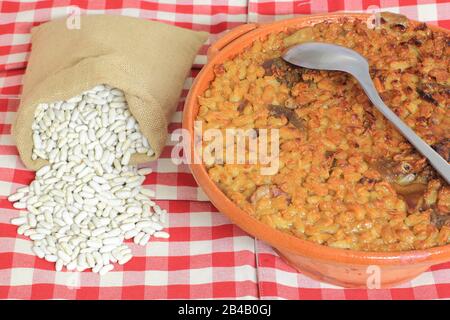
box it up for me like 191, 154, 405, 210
14, 14, 208, 170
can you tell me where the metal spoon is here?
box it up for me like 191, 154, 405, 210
283, 42, 450, 183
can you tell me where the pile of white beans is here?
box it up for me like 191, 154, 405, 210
8, 84, 169, 275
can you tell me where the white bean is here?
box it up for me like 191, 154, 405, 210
8, 86, 165, 274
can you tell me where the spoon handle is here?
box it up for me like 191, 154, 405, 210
357, 75, 450, 184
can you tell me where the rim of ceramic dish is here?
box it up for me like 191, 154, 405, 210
183, 12, 450, 266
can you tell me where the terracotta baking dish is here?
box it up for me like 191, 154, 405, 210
182, 12, 450, 288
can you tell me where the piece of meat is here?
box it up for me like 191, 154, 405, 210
250, 185, 271, 204
416, 82, 449, 106
417, 88, 438, 106
237, 100, 248, 113
268, 104, 305, 130
380, 12, 409, 30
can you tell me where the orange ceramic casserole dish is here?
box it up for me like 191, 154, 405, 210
182, 12, 450, 288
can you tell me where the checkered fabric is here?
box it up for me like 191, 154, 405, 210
0, 0, 449, 299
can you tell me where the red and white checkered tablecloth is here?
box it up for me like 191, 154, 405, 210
0, 0, 449, 300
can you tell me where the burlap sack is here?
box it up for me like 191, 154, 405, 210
13, 14, 208, 170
